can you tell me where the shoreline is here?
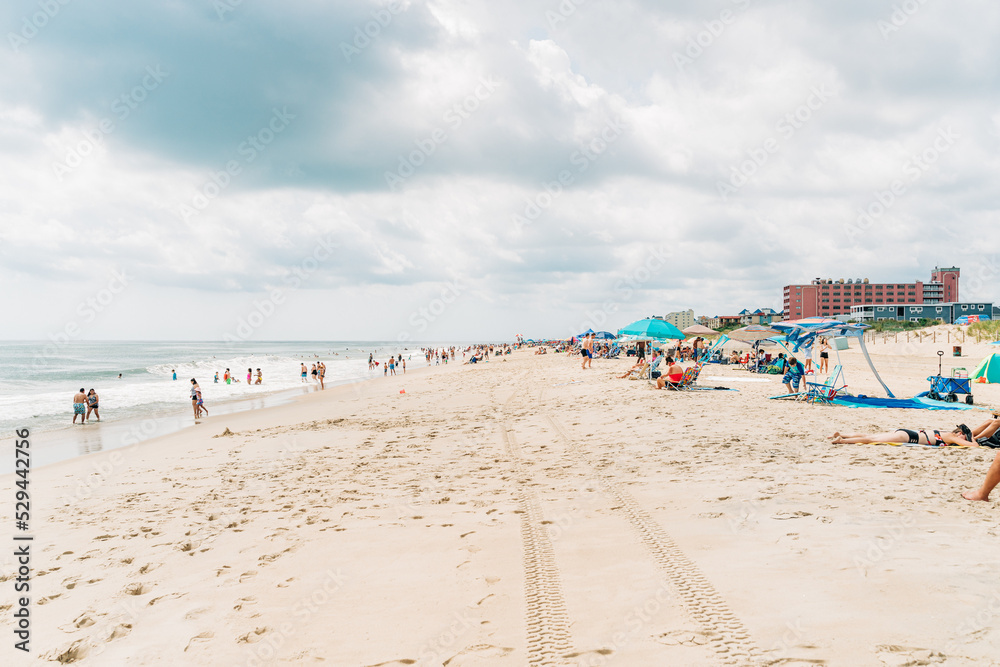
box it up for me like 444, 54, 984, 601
1, 362, 444, 471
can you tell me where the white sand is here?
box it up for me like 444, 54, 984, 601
4, 341, 1000, 666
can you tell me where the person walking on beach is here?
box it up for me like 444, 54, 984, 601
581, 334, 594, 369
85, 389, 100, 422
190, 378, 207, 419
301, 363, 308, 382
72, 388, 87, 424
318, 362, 326, 389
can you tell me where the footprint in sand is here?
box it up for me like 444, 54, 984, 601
237, 627, 269, 644
138, 562, 162, 575
123, 582, 152, 596
875, 645, 945, 666
184, 631, 215, 651
233, 596, 257, 611
59, 610, 99, 632
47, 638, 93, 664
655, 630, 711, 646
239, 571, 257, 583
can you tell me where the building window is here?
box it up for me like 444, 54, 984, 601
908, 299, 916, 303
876, 299, 883, 303
979, 304, 985, 310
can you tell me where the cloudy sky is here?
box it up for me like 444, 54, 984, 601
2, 0, 999, 341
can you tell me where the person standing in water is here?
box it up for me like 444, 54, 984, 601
247, 368, 253, 384
191, 378, 208, 419
72, 388, 87, 424
301, 363, 308, 382
86, 389, 100, 422
172, 369, 177, 381
224, 368, 231, 385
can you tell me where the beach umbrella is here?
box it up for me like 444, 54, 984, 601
617, 318, 685, 340
682, 324, 719, 336
727, 324, 782, 342
592, 331, 617, 340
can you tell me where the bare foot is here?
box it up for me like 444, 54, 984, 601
963, 489, 990, 501
828, 432, 841, 441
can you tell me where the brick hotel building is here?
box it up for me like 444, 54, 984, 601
782, 267, 959, 319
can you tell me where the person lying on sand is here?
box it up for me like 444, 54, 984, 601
830, 424, 976, 447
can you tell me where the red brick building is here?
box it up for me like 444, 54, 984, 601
782, 267, 959, 319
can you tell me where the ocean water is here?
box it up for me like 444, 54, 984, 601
0, 340, 454, 437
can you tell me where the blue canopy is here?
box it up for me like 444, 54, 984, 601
617, 319, 685, 341
771, 318, 896, 398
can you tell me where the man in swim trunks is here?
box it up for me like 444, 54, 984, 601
581, 334, 594, 370
72, 388, 87, 424
783, 356, 805, 394
302, 363, 308, 382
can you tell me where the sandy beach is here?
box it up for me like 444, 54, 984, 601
5, 341, 1000, 666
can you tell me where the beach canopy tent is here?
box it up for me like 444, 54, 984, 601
682, 324, 719, 336
972, 353, 1000, 383
727, 325, 782, 342
617, 318, 685, 341
771, 318, 896, 398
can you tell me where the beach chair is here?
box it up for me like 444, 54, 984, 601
803, 365, 846, 404
665, 362, 704, 390
641, 355, 663, 381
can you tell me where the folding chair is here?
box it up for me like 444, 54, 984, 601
804, 364, 846, 404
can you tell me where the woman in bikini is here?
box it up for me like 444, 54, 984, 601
819, 337, 831, 374
830, 424, 976, 446
85, 389, 100, 422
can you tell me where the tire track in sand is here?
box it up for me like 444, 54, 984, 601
499, 377, 574, 665
545, 415, 760, 666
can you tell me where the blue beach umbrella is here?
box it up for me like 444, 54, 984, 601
617, 318, 685, 341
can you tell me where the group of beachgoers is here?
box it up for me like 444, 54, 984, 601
370, 353, 406, 376
529, 334, 1000, 502
465, 344, 512, 364
301, 362, 327, 388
